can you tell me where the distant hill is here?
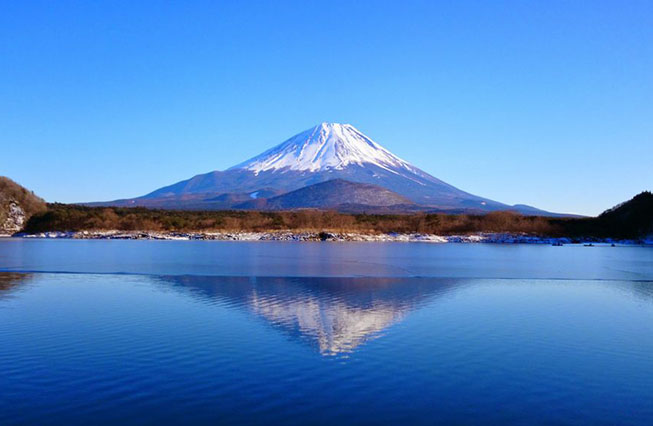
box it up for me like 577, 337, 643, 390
551, 191, 653, 239
0, 177, 46, 234
597, 191, 653, 238
236, 179, 414, 211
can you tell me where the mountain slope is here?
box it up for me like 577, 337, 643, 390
230, 123, 419, 173
142, 123, 474, 207
93, 188, 284, 210
0, 177, 46, 234
98, 122, 556, 214
597, 191, 653, 238
237, 179, 414, 210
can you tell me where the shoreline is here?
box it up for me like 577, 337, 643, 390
9, 230, 653, 245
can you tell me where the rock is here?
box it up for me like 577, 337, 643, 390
1, 202, 26, 234
9, 229, 653, 245
0, 177, 47, 234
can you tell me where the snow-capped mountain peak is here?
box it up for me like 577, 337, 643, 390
231, 122, 416, 173
105, 122, 555, 215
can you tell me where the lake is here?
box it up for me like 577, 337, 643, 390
1, 239, 652, 425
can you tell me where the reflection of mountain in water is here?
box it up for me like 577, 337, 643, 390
157, 276, 462, 356
0, 272, 34, 295
250, 292, 401, 355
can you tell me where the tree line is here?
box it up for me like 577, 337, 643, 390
21, 201, 649, 239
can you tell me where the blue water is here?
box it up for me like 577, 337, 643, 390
1, 238, 652, 279
1, 240, 652, 425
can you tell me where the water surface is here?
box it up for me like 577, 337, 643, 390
1, 240, 652, 425
1, 239, 652, 280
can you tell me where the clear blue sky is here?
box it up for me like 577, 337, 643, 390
1, 1, 651, 215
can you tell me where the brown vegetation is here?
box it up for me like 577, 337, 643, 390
0, 176, 47, 229
15, 191, 653, 239
25, 203, 566, 236
551, 191, 653, 239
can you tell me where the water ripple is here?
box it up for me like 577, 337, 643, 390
1, 273, 653, 425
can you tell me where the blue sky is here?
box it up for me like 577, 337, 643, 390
1, 1, 651, 215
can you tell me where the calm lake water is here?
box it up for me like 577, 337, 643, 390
1, 239, 652, 425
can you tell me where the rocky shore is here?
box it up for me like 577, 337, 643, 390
10, 230, 653, 245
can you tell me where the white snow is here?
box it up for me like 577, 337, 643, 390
230, 123, 420, 174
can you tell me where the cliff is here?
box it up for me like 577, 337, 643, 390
0, 177, 46, 235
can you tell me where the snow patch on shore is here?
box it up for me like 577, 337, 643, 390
13, 230, 653, 245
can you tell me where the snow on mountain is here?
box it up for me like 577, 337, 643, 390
93, 122, 557, 215
231, 122, 419, 175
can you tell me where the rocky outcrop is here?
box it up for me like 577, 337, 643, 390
1, 202, 26, 234
0, 177, 46, 235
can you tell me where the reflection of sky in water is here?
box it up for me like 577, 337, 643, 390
1, 272, 653, 425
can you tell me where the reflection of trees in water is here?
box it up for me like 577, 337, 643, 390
627, 280, 653, 302
156, 275, 465, 356
0, 272, 33, 293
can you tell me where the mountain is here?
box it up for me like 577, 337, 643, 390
236, 179, 414, 211
95, 122, 555, 214
0, 177, 46, 234
596, 191, 653, 238
100, 188, 285, 210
